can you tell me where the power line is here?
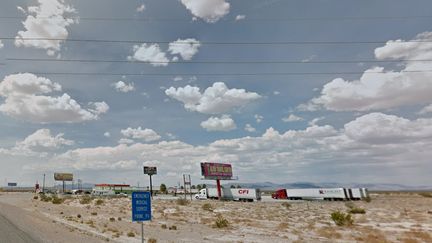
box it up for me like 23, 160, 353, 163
28, 70, 432, 77
1, 15, 432, 22
2, 37, 432, 45
6, 58, 432, 65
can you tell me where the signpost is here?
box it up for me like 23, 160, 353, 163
7, 182, 17, 187
143, 166, 157, 198
132, 191, 151, 243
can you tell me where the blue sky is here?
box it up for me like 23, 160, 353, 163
0, 0, 432, 187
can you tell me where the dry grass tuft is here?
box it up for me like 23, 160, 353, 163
176, 198, 190, 206
214, 215, 229, 228
202, 203, 214, 212
80, 195, 93, 204
331, 211, 353, 226
148, 238, 157, 243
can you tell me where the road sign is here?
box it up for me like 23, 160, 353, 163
132, 191, 151, 222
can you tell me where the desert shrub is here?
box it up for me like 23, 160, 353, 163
364, 196, 372, 203
148, 238, 157, 243
161, 224, 167, 229
91, 212, 97, 216
109, 217, 115, 222
33, 195, 39, 200
77, 214, 82, 218
80, 195, 93, 204
117, 217, 122, 221
202, 203, 214, 211
281, 202, 291, 209
40, 194, 52, 202
419, 192, 432, 198
214, 215, 229, 228
331, 211, 353, 226
52, 196, 64, 204
127, 232, 135, 237
169, 225, 177, 230
95, 199, 104, 205
349, 207, 366, 214
176, 198, 190, 206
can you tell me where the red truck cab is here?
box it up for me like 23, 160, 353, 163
272, 189, 288, 199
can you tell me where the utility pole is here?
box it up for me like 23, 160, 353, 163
42, 174, 45, 193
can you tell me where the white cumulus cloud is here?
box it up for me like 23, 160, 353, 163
0, 129, 73, 157
419, 104, 432, 114
165, 82, 261, 114
15, 0, 78, 56
301, 31, 432, 111
0, 73, 108, 123
235, 15, 246, 21
244, 123, 256, 132
120, 127, 161, 142
282, 114, 304, 122
128, 43, 169, 66
112, 81, 135, 93
180, 0, 230, 23
136, 4, 145, 12
168, 38, 201, 60
201, 115, 236, 131
0, 40, 3, 49
254, 114, 263, 123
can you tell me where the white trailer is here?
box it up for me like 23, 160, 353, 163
91, 189, 115, 196
285, 188, 347, 200
195, 188, 261, 202
344, 188, 370, 200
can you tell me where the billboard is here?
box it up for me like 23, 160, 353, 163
143, 166, 157, 175
7, 182, 17, 187
201, 162, 233, 179
54, 173, 73, 181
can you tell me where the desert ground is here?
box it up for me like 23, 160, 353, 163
0, 192, 431, 243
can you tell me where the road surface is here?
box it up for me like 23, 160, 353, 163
0, 212, 38, 243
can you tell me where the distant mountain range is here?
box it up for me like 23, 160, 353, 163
222, 182, 432, 191
6, 182, 429, 191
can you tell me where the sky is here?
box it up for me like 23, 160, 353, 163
0, 0, 432, 188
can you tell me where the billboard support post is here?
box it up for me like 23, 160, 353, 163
216, 179, 222, 200
149, 174, 153, 199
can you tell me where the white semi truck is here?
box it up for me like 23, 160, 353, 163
195, 188, 261, 202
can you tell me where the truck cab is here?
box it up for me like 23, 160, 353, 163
272, 189, 288, 199
195, 188, 208, 200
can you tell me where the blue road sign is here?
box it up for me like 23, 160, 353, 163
132, 191, 151, 222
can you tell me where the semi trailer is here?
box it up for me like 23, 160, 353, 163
272, 188, 369, 201
195, 188, 261, 202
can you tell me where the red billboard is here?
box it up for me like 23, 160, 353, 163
201, 162, 233, 179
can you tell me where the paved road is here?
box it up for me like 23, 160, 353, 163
0, 212, 38, 243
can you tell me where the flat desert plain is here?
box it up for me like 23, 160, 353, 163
0, 192, 431, 242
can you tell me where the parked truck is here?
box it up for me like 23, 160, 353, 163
195, 188, 261, 202
272, 188, 369, 201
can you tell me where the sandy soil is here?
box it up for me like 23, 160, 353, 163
0, 192, 431, 242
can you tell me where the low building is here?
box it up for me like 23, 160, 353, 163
94, 184, 130, 192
